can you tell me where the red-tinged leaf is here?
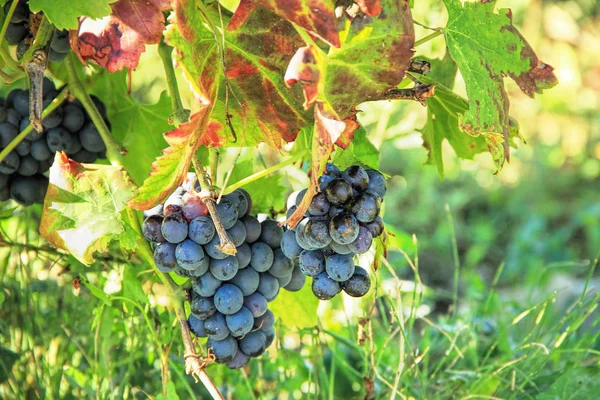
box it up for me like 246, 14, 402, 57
40, 153, 138, 265
355, 0, 382, 16
284, 46, 321, 109
246, 0, 340, 47
71, 0, 165, 72
165, 0, 310, 148
128, 107, 221, 210
155, 0, 172, 10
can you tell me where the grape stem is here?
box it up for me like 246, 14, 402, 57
20, 15, 54, 66
0, 87, 69, 164
64, 54, 126, 165
192, 153, 237, 256
130, 209, 225, 400
158, 38, 190, 126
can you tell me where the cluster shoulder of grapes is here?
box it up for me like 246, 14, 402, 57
4, 1, 70, 62
0, 78, 108, 205
281, 164, 387, 300
142, 174, 306, 369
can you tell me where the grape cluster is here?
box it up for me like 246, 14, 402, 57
0, 78, 108, 205
4, 1, 70, 62
281, 164, 387, 300
142, 174, 306, 369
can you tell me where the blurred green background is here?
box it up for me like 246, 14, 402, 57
1, 0, 599, 399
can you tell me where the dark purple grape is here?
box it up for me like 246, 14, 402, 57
216, 198, 238, 229
352, 192, 381, 223
259, 219, 284, 248
325, 163, 341, 178
307, 192, 330, 216
341, 266, 371, 297
312, 272, 341, 300
241, 215, 261, 243
318, 174, 334, 192
347, 226, 373, 254
325, 254, 355, 282
303, 217, 331, 248
325, 179, 352, 206
363, 216, 384, 238
366, 169, 387, 198
342, 165, 369, 192
329, 213, 359, 245
161, 212, 188, 243
153, 242, 178, 272
17, 155, 39, 176
298, 249, 325, 277
182, 191, 208, 220
284, 264, 306, 292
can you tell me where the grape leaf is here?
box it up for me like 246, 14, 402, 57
241, 0, 340, 47
536, 367, 600, 400
28, 0, 117, 30
442, 0, 557, 166
355, 0, 383, 16
331, 126, 379, 170
166, 0, 310, 147
86, 70, 173, 185
122, 266, 149, 305
40, 153, 138, 265
419, 55, 487, 177
270, 284, 318, 328
156, 381, 180, 400
71, 0, 166, 72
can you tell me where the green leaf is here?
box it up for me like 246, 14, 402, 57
156, 381, 180, 400
0, 207, 17, 219
87, 70, 173, 185
536, 367, 600, 400
442, 0, 557, 167
269, 283, 318, 328
40, 153, 138, 265
122, 266, 149, 305
82, 280, 110, 306
0, 291, 4, 306
331, 127, 380, 170
228, 158, 287, 214
29, 0, 117, 30
0, 346, 19, 384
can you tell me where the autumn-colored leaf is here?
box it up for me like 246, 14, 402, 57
355, 0, 383, 17
40, 153, 137, 265
71, 0, 166, 72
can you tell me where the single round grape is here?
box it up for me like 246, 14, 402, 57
325, 179, 353, 206
214, 284, 244, 315
79, 122, 106, 153
308, 192, 330, 216
276, 272, 293, 288
0, 122, 18, 147
190, 295, 216, 320
188, 216, 215, 245
329, 240, 354, 255
5, 1, 29, 23
366, 169, 387, 198
205, 234, 228, 260
209, 256, 239, 281
226, 306, 254, 337
257, 273, 279, 301
161, 212, 188, 243
241, 215, 262, 243
46, 127, 73, 152
239, 330, 267, 357
312, 272, 342, 300
204, 313, 229, 340
363, 216, 384, 238
181, 191, 208, 220
61, 104, 85, 133
143, 215, 165, 243
9, 175, 47, 205
17, 155, 39, 176
153, 242, 177, 272
280, 229, 303, 259
48, 48, 68, 63
226, 220, 247, 247
0, 151, 20, 174
16, 38, 30, 60
243, 292, 268, 318
269, 248, 294, 278
347, 226, 373, 254
15, 140, 30, 157
341, 266, 371, 297
42, 99, 64, 128
6, 109, 20, 127
192, 272, 222, 297
71, 150, 97, 163
325, 254, 355, 282
285, 265, 306, 292
229, 267, 259, 296
325, 163, 341, 178
5, 23, 27, 45
224, 189, 249, 217
90, 95, 108, 119
216, 198, 238, 229
259, 219, 284, 248
298, 250, 325, 277
263, 326, 275, 348
342, 165, 369, 192
235, 242, 252, 269
294, 219, 316, 251
188, 314, 207, 338
226, 350, 249, 369
303, 217, 331, 248
253, 309, 274, 329
329, 212, 360, 245
65, 135, 82, 155
250, 242, 274, 272
352, 192, 381, 223
207, 336, 238, 363
11, 90, 29, 117
176, 239, 207, 272
318, 174, 334, 192
50, 29, 70, 53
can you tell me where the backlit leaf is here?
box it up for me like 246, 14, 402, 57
29, 0, 117, 30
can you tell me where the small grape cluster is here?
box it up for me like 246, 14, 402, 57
281, 164, 387, 300
0, 78, 108, 205
4, 1, 70, 62
142, 174, 306, 369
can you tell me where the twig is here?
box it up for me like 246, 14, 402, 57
382, 83, 436, 106
25, 49, 48, 133
158, 38, 190, 126
414, 30, 443, 47
20, 15, 53, 67
192, 154, 237, 256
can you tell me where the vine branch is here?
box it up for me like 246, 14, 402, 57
158, 38, 190, 126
